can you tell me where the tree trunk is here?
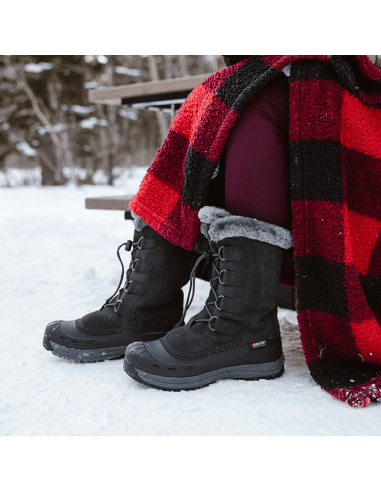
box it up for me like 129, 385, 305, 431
147, 55, 170, 142
165, 56, 174, 79
178, 55, 189, 77
209, 55, 219, 73
105, 62, 118, 185
62, 112, 77, 184
40, 142, 59, 186
107, 104, 118, 185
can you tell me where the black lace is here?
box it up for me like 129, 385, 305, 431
102, 236, 144, 314
178, 246, 228, 332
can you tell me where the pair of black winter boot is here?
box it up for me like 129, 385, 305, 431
43, 206, 293, 391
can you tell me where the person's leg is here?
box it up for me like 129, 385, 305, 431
124, 74, 295, 390
224, 73, 291, 230
225, 72, 294, 286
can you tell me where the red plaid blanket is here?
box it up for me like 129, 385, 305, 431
130, 56, 381, 407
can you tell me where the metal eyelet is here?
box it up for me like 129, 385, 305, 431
214, 295, 225, 311
208, 316, 219, 332
219, 270, 228, 284
114, 300, 123, 314
218, 246, 226, 261
131, 259, 138, 272
138, 237, 144, 250
123, 281, 133, 293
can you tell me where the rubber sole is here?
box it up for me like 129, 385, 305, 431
45, 338, 127, 363
124, 354, 285, 391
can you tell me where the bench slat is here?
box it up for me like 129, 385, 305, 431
88, 74, 212, 106
85, 196, 133, 211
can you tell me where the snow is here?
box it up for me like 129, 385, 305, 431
0, 167, 41, 187
24, 62, 53, 73
16, 139, 37, 156
36, 122, 68, 135
1, 175, 381, 436
119, 108, 138, 120
80, 117, 108, 129
84, 80, 99, 90
0, 166, 148, 188
115, 66, 141, 77
70, 105, 95, 115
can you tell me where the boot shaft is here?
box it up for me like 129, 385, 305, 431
190, 235, 286, 344
125, 226, 198, 309
99, 222, 198, 332
184, 206, 293, 345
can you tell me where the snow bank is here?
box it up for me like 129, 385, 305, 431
1, 180, 380, 435
0, 166, 148, 188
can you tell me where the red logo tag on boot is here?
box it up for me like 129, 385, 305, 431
250, 341, 267, 349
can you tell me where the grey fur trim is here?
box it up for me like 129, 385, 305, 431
198, 206, 231, 224
209, 215, 293, 249
131, 211, 150, 232
208, 213, 293, 250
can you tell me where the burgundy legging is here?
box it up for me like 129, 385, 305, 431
224, 73, 292, 230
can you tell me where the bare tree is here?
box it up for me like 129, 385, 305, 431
1, 56, 221, 187
3, 56, 66, 184
164, 55, 174, 79
178, 55, 189, 77
147, 55, 171, 142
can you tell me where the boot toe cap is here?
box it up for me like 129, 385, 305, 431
44, 316, 166, 355
125, 341, 154, 367
43, 318, 134, 362
43, 320, 92, 350
125, 339, 192, 373
43, 320, 65, 351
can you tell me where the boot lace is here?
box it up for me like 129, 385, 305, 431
101, 236, 144, 314
178, 246, 227, 332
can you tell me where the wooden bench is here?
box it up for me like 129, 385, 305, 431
89, 74, 211, 112
86, 75, 296, 312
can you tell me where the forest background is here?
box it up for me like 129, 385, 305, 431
0, 55, 225, 187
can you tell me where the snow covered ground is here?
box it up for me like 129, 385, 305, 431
1, 175, 380, 436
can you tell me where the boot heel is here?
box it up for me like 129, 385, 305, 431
225, 354, 285, 381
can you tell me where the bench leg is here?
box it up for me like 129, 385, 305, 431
125, 211, 133, 221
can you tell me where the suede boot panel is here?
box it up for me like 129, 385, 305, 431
163, 324, 217, 355
243, 239, 286, 340
78, 310, 123, 335
77, 226, 196, 337
120, 291, 184, 331
161, 235, 286, 358
153, 235, 198, 307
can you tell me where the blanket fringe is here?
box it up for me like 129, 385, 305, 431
328, 375, 381, 408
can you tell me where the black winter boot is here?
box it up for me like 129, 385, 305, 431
124, 206, 293, 390
43, 215, 197, 362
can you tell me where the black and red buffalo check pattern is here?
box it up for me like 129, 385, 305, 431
130, 56, 381, 407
